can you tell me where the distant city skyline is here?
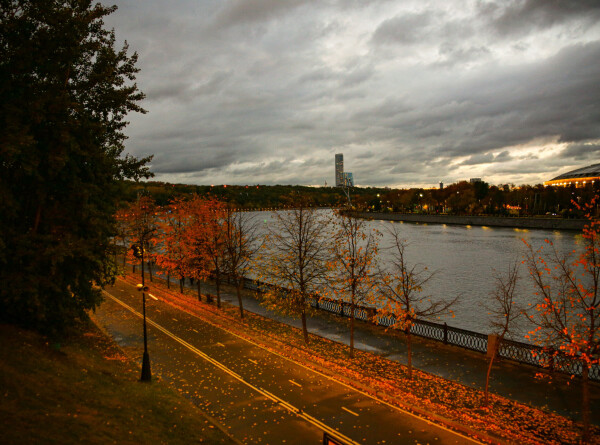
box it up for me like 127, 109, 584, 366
106, 1, 600, 188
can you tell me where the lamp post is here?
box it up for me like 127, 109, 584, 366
132, 242, 151, 382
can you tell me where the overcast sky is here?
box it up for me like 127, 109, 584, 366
105, 0, 600, 188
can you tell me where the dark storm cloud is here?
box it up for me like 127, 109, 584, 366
482, 0, 600, 35
214, 0, 311, 28
106, 0, 600, 187
559, 143, 600, 160
357, 41, 600, 159
371, 11, 434, 45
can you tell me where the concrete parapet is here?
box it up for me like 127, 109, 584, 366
355, 212, 587, 231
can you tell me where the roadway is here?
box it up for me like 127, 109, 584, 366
94, 279, 483, 444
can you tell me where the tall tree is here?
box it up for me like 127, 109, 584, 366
199, 198, 227, 307
222, 206, 261, 319
376, 226, 459, 380
183, 195, 221, 301
0, 0, 151, 332
523, 197, 600, 443
484, 261, 521, 406
153, 197, 188, 293
123, 195, 157, 277
260, 197, 330, 343
329, 210, 379, 358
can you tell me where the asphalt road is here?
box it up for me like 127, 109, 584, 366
94, 279, 483, 445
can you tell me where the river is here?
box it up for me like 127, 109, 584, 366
250, 209, 585, 339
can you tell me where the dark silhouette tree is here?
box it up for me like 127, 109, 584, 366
0, 1, 151, 333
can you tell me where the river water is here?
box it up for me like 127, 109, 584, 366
249, 210, 585, 340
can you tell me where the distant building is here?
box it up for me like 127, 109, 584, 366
544, 163, 600, 187
342, 172, 354, 187
469, 178, 482, 184
335, 153, 344, 187
439, 182, 444, 189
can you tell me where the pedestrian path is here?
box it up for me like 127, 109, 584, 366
143, 271, 600, 425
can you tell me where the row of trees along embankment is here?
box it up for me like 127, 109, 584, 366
121, 179, 600, 219
119, 193, 600, 443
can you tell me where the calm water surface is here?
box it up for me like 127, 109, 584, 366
251, 210, 584, 338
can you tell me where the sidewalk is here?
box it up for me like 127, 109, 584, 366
139, 268, 599, 425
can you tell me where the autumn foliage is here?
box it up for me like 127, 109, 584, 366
523, 196, 600, 442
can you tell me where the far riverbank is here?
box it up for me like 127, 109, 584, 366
353, 211, 587, 231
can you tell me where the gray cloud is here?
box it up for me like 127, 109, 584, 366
214, 0, 311, 28
559, 143, 600, 160
482, 0, 600, 36
105, 0, 600, 188
371, 11, 435, 45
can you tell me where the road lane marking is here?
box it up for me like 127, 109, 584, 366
172, 318, 178, 322
289, 379, 302, 388
342, 407, 359, 417
248, 358, 258, 365
192, 329, 199, 333
216, 342, 225, 347
104, 292, 360, 445
149, 293, 158, 300
111, 282, 483, 444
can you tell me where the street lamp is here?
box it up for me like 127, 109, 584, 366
132, 243, 151, 382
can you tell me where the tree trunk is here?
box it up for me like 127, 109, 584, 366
406, 329, 413, 380
236, 278, 244, 319
167, 271, 170, 289
301, 306, 309, 344
179, 277, 184, 293
148, 261, 153, 282
484, 348, 496, 406
197, 280, 202, 301
582, 365, 590, 443
350, 300, 355, 358
133, 264, 136, 274
215, 269, 221, 308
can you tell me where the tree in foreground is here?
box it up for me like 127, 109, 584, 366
0, 1, 151, 333
260, 197, 330, 343
483, 261, 521, 406
329, 210, 379, 358
376, 225, 458, 380
523, 198, 600, 443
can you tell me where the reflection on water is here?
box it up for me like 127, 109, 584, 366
249, 210, 583, 338
373, 219, 583, 337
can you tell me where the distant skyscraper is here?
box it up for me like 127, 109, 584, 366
335, 153, 344, 187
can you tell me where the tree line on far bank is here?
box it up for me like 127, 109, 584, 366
121, 179, 600, 219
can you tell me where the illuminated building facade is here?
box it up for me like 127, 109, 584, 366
544, 163, 600, 187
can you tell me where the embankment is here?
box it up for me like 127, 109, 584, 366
354, 212, 587, 230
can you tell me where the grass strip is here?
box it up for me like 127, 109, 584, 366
0, 321, 237, 445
